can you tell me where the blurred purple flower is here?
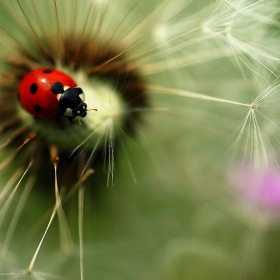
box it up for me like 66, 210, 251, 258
229, 164, 280, 212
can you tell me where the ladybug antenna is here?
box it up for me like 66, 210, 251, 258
77, 108, 97, 125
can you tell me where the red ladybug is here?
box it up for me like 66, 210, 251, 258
18, 68, 87, 122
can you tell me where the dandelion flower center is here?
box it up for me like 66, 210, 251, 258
1, 32, 148, 154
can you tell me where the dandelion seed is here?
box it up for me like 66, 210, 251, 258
204, 0, 280, 79
230, 77, 280, 168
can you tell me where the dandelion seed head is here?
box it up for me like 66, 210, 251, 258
203, 0, 280, 78
0, 1, 148, 154
229, 76, 280, 170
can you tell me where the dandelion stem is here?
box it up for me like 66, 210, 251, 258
0, 132, 35, 172
124, 27, 202, 64
27, 189, 59, 273
0, 127, 30, 150
148, 85, 251, 107
0, 168, 22, 205
28, 146, 70, 273
16, 0, 46, 54
53, 0, 64, 57
0, 160, 35, 272
73, 3, 94, 68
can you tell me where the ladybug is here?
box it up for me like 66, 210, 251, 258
18, 68, 87, 123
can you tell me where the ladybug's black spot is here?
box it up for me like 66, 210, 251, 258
34, 105, 42, 113
51, 82, 64, 94
30, 83, 38, 94
43, 69, 53, 74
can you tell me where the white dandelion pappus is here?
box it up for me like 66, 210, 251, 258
231, 77, 280, 169
203, 0, 280, 79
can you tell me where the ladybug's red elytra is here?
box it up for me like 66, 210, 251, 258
18, 68, 88, 123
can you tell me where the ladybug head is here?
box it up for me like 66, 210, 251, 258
73, 102, 87, 118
